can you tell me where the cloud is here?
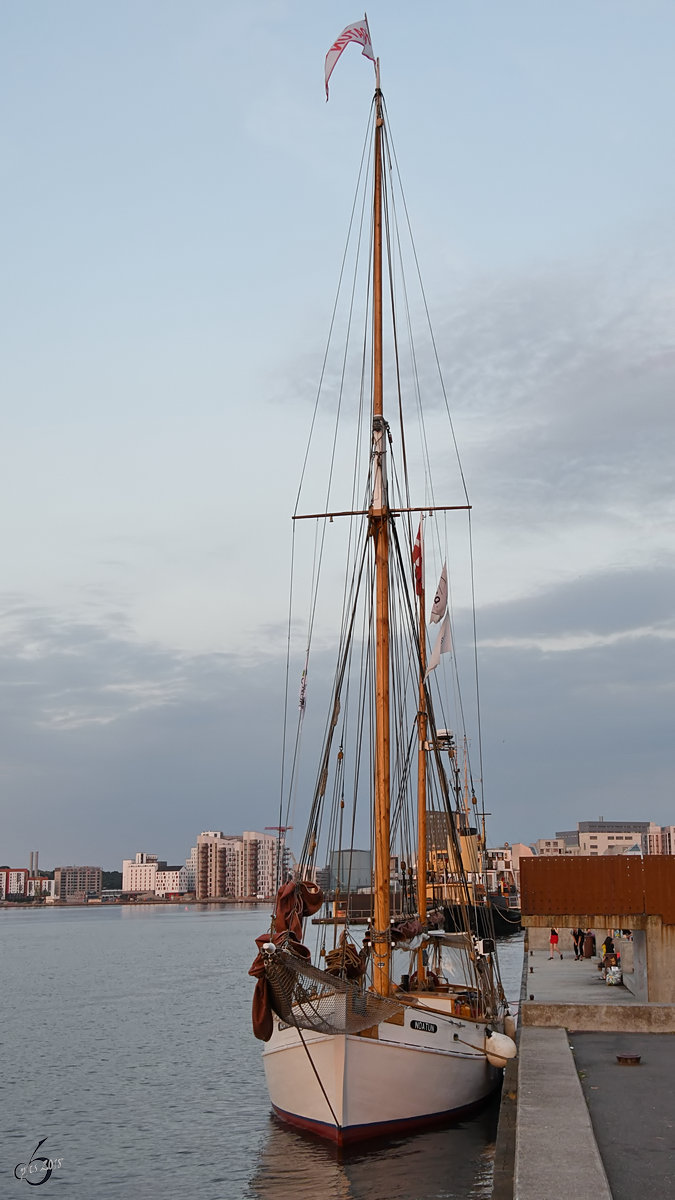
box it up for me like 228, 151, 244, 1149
433, 250, 675, 528
0, 601, 287, 866
478, 565, 675, 644
476, 563, 675, 843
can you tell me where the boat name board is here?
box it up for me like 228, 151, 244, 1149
410, 1019, 437, 1033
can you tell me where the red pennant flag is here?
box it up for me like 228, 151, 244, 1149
412, 522, 423, 597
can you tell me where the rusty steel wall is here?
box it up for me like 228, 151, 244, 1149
521, 856, 675, 924
644, 857, 675, 925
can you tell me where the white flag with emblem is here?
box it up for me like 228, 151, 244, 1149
429, 564, 447, 623
425, 612, 452, 679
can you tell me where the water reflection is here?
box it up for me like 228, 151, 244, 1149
247, 1099, 499, 1200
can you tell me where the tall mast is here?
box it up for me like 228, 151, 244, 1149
371, 70, 391, 996
416, 535, 428, 984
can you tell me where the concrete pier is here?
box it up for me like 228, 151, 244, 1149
514, 1026, 611, 1200
492, 945, 675, 1199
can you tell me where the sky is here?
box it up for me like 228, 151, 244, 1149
1, 1, 674, 869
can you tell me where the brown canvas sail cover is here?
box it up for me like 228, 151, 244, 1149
249, 879, 403, 1040
249, 880, 324, 1041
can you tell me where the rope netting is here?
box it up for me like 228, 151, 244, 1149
264, 946, 403, 1035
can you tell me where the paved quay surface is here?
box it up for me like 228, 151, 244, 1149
571, 1031, 675, 1200
522, 946, 641, 1004
514, 1026, 611, 1200
520, 945, 675, 1031
495, 947, 675, 1199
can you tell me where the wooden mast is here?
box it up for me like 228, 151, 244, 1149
371, 67, 391, 997
416, 529, 427, 985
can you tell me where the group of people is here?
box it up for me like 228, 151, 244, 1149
547, 928, 623, 961
548, 927, 594, 959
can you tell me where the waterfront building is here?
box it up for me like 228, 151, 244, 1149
54, 866, 102, 902
660, 826, 675, 854
184, 845, 198, 892
195, 830, 280, 900
554, 820, 650, 856
579, 821, 649, 855
122, 852, 163, 893
643, 823, 675, 855
0, 870, 56, 900
485, 842, 535, 894
0, 868, 29, 898
533, 837, 566, 856
242, 830, 278, 898
538, 818, 675, 857
26, 877, 56, 899
196, 831, 241, 899
155, 866, 188, 897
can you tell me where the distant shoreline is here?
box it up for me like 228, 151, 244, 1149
0, 896, 274, 910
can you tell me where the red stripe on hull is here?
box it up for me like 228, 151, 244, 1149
271, 1086, 499, 1147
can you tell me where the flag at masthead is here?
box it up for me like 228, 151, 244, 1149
325, 15, 376, 99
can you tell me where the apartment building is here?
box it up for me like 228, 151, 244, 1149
0, 868, 29, 898
196, 832, 242, 900
533, 838, 567, 856
122, 852, 164, 893
26, 877, 56, 899
0, 869, 56, 900
184, 845, 198, 892
553, 821, 650, 856
54, 866, 102, 902
196, 830, 279, 900
155, 866, 188, 897
643, 823, 675, 855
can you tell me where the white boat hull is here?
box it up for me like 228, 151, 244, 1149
262, 999, 501, 1144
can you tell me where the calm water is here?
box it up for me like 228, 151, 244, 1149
0, 905, 524, 1199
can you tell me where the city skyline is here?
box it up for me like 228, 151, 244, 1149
2, 4, 674, 865
6, 812, 675, 876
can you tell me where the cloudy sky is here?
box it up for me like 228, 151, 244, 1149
1, 1, 674, 869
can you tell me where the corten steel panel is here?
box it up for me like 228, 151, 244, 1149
643, 857, 675, 925
520, 856, 645, 917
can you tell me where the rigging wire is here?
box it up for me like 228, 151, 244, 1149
274, 87, 504, 1004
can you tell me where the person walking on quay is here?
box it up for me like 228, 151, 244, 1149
573, 927, 584, 960
549, 927, 560, 959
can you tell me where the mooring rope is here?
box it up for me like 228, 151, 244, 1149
296, 1027, 342, 1131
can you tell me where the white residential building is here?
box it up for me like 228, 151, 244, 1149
155, 866, 188, 897
122, 852, 161, 893
184, 845, 198, 892
556, 821, 650, 857
0, 871, 56, 900
0, 868, 29, 898
26, 878, 56, 898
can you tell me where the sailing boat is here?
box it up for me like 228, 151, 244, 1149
249, 19, 516, 1146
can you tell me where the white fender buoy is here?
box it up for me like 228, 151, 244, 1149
504, 1015, 517, 1041
485, 1030, 517, 1067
